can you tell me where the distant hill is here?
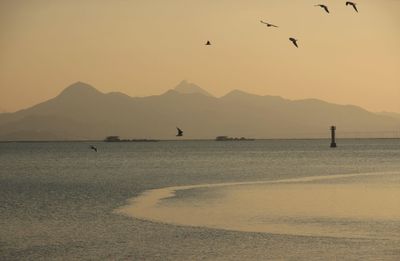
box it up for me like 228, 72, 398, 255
0, 81, 399, 140
376, 111, 400, 121
173, 80, 214, 97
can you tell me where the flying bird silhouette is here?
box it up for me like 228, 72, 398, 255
315, 4, 329, 13
260, 21, 278, 27
90, 145, 97, 152
289, 37, 298, 48
346, 1, 358, 12
205, 41, 211, 46
176, 127, 183, 137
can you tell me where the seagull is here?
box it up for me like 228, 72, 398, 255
205, 41, 211, 46
176, 127, 183, 137
289, 37, 299, 48
346, 1, 358, 12
90, 145, 97, 152
315, 4, 330, 13
260, 21, 278, 28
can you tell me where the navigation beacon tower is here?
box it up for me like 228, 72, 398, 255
330, 126, 337, 148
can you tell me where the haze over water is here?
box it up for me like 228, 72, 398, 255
1, 139, 400, 260
1, 1, 400, 260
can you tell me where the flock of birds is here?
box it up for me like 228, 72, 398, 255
89, 2, 360, 152
314, 1, 358, 14
206, 1, 359, 48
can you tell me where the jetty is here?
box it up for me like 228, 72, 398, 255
215, 136, 255, 141
104, 136, 159, 142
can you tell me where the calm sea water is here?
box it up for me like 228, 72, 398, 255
1, 139, 399, 260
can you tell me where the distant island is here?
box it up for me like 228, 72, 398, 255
1, 81, 400, 141
104, 136, 159, 142
215, 136, 255, 141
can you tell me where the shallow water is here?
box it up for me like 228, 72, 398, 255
118, 172, 400, 240
1, 139, 400, 260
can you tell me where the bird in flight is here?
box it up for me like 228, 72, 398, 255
260, 21, 278, 28
346, 1, 358, 12
289, 37, 299, 48
90, 145, 97, 152
176, 127, 183, 137
315, 4, 329, 13
205, 41, 211, 46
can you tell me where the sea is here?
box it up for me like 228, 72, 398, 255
0, 139, 399, 260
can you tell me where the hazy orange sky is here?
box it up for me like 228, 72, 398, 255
0, 0, 399, 113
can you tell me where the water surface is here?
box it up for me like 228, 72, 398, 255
117, 171, 400, 240
1, 139, 400, 260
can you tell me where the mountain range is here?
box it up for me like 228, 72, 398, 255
0, 81, 399, 140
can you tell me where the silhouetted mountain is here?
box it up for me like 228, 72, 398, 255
174, 80, 214, 97
376, 111, 400, 120
0, 81, 399, 140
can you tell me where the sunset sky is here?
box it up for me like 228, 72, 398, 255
0, 0, 399, 113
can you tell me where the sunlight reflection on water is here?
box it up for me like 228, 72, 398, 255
117, 171, 400, 239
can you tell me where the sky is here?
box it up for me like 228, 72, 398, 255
0, 0, 399, 113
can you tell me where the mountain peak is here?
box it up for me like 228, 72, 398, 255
222, 89, 258, 98
58, 82, 102, 97
173, 80, 214, 97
